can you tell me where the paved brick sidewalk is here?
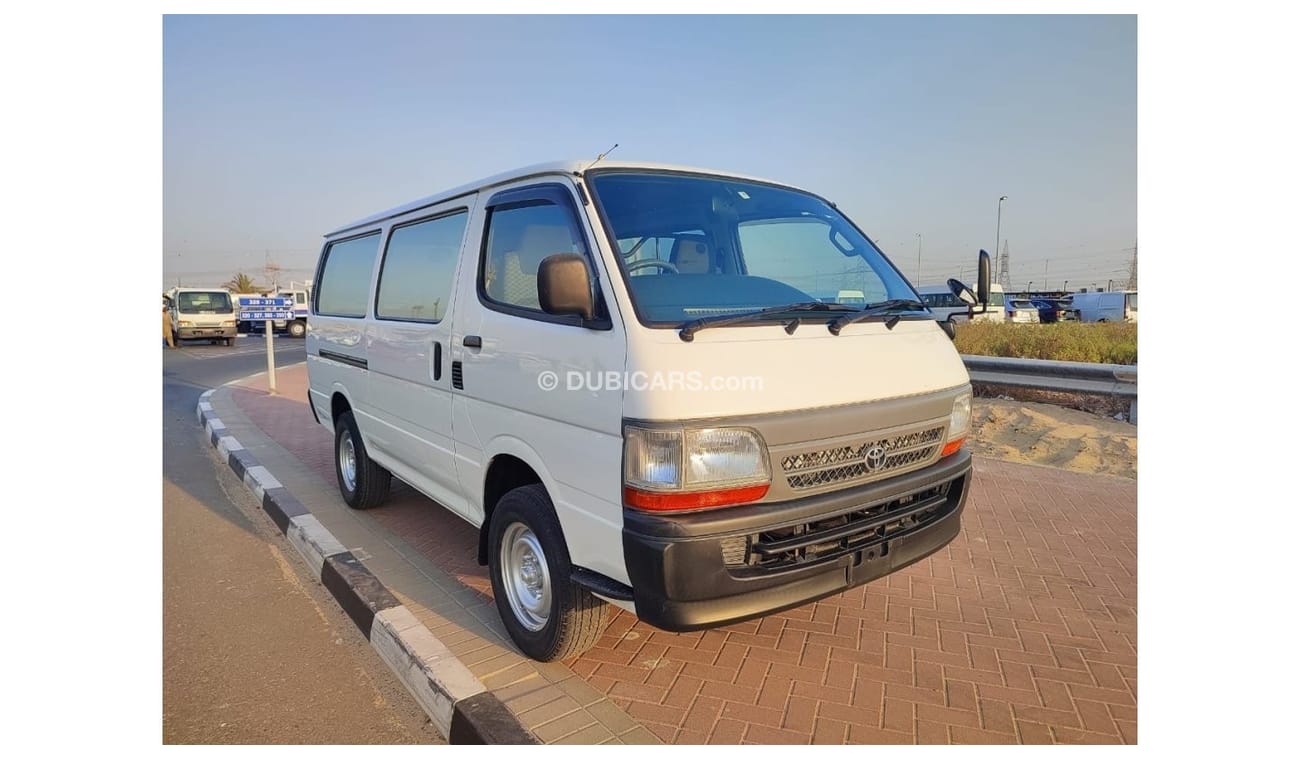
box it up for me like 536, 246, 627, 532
233, 364, 1136, 744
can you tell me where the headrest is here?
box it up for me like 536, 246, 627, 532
670, 236, 711, 274
514, 224, 577, 274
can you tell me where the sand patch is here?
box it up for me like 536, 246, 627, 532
969, 398, 1136, 479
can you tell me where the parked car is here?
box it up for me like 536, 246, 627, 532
1029, 297, 1079, 323
1007, 299, 1041, 323
307, 160, 978, 661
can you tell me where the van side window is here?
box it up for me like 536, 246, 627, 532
481, 202, 584, 311
317, 232, 380, 318
376, 211, 468, 322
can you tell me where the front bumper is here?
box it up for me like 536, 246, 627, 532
623, 448, 971, 631
177, 326, 236, 339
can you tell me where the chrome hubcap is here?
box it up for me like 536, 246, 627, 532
500, 522, 551, 632
339, 431, 357, 492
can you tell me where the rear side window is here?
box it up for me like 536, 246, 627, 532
377, 211, 468, 322
316, 233, 380, 318
921, 292, 962, 308
482, 202, 584, 311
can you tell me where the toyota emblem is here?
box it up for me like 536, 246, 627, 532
864, 445, 887, 471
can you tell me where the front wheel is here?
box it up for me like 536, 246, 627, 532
488, 485, 607, 661
288, 320, 307, 338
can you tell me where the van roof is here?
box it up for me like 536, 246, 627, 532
326, 160, 808, 238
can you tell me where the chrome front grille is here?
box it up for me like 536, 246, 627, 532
781, 424, 945, 492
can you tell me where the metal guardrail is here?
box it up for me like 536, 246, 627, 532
960, 355, 1138, 423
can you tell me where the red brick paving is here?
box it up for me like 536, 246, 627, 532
232, 366, 1136, 744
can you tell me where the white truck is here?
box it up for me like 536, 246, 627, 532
166, 287, 238, 345
247, 288, 311, 338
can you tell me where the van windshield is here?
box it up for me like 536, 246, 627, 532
589, 172, 919, 326
176, 291, 233, 314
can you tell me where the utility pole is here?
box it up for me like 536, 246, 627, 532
1125, 240, 1138, 291
264, 249, 283, 293
998, 241, 1011, 291
915, 233, 922, 284
994, 196, 1007, 283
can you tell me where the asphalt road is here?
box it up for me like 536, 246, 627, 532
162, 337, 443, 744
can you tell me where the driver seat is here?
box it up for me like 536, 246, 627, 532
670, 235, 713, 274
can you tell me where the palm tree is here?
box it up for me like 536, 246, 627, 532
224, 272, 258, 293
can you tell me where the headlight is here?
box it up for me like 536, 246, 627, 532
222, 320, 236, 327
624, 424, 770, 512
942, 391, 972, 457
178, 320, 193, 327
949, 392, 972, 439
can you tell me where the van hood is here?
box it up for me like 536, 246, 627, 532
620, 319, 970, 421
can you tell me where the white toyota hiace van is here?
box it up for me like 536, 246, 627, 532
307, 161, 987, 661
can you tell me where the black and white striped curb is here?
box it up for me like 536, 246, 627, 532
195, 389, 536, 745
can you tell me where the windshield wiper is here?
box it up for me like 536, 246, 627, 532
678, 301, 858, 342
826, 299, 930, 335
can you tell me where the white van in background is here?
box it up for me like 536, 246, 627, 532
1073, 290, 1137, 323
166, 287, 238, 345
970, 283, 1005, 322
918, 285, 972, 326
307, 161, 987, 660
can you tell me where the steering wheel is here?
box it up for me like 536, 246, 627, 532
626, 259, 679, 274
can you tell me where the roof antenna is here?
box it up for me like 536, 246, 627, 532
583, 143, 619, 173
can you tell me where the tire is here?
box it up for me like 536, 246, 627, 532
288, 320, 307, 339
333, 410, 391, 509
488, 484, 607, 661
225, 337, 236, 347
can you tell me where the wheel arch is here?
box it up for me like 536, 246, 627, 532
476, 437, 563, 566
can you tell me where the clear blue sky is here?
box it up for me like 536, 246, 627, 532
163, 14, 1135, 292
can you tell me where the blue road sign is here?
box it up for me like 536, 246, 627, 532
239, 297, 294, 308
239, 310, 294, 321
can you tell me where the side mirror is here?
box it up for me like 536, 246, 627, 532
538, 253, 595, 321
938, 320, 957, 340
947, 278, 977, 306
977, 249, 992, 305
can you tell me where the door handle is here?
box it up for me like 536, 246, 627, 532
433, 341, 442, 381
463, 335, 482, 348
